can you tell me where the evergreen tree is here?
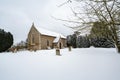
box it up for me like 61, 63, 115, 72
67, 35, 72, 47
67, 34, 77, 48
77, 36, 90, 48
89, 21, 114, 48
0, 29, 13, 52
71, 34, 77, 48
90, 37, 114, 48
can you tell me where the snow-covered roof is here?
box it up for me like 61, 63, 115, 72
34, 25, 66, 39
53, 36, 60, 43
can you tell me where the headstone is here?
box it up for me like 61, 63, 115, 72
56, 48, 61, 56
68, 46, 72, 51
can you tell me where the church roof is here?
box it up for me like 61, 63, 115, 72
53, 36, 61, 43
32, 23, 66, 39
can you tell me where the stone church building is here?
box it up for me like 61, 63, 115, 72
27, 23, 66, 50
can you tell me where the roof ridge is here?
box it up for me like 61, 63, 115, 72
33, 25, 66, 38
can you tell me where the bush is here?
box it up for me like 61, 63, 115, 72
67, 35, 90, 48
77, 36, 90, 48
90, 37, 114, 48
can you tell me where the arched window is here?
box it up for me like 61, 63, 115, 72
59, 43, 62, 49
31, 34, 35, 44
47, 40, 49, 46
32, 36, 34, 43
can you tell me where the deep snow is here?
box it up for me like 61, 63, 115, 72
0, 48, 120, 80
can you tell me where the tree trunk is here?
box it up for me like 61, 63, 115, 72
116, 44, 120, 53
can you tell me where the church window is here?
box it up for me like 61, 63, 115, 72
47, 40, 49, 46
31, 34, 35, 44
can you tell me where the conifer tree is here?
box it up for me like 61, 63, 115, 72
0, 29, 13, 52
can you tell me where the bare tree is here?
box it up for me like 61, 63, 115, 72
77, 0, 120, 52
58, 0, 120, 53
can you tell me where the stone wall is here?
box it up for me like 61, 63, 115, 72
41, 35, 55, 49
27, 26, 41, 50
27, 26, 66, 50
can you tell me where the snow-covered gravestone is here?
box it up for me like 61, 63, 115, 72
68, 46, 72, 51
56, 48, 61, 56
67, 36, 72, 51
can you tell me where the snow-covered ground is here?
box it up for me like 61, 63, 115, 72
0, 48, 120, 80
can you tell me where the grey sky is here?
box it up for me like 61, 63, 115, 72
0, 0, 75, 43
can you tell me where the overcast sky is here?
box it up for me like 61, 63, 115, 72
0, 0, 78, 43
